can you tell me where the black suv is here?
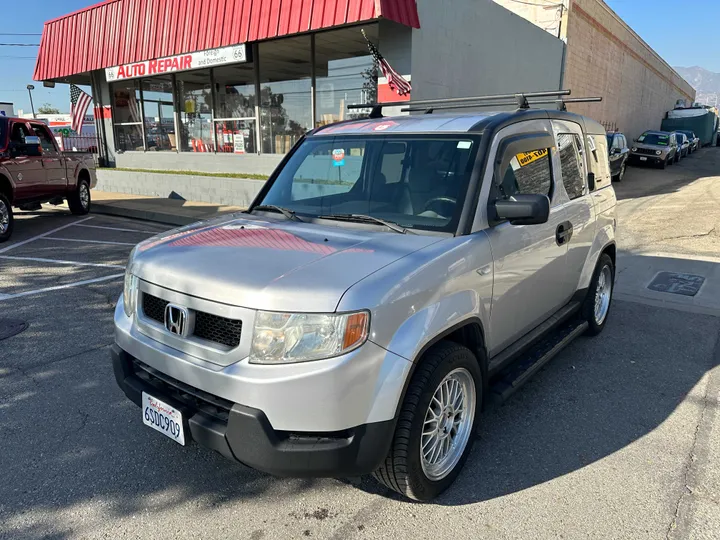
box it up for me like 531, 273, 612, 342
606, 132, 629, 181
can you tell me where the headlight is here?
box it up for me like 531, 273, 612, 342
122, 246, 139, 317
656, 150, 662, 155
631, 147, 637, 152
249, 310, 370, 364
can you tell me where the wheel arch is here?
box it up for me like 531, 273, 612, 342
0, 173, 13, 203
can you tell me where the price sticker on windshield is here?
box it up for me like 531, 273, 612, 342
515, 148, 548, 167
332, 148, 345, 167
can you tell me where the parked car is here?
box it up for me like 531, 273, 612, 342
0, 116, 97, 242
675, 132, 690, 158
112, 101, 617, 501
606, 131, 629, 181
677, 130, 700, 153
629, 130, 678, 168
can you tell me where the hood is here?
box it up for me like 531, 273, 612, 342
131, 213, 443, 312
633, 142, 670, 152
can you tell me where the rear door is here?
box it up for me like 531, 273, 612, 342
4, 121, 45, 201
608, 134, 622, 176
31, 123, 67, 195
478, 119, 569, 358
552, 120, 595, 298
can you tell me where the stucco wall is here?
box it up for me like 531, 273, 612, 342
563, 0, 695, 140
409, 0, 565, 102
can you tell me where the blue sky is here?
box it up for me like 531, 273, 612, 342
0, 0, 716, 113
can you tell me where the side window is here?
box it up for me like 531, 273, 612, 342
557, 133, 585, 200
587, 135, 611, 190
498, 147, 552, 199
32, 125, 57, 153
620, 135, 627, 149
10, 122, 30, 145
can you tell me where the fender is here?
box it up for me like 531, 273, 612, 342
0, 167, 16, 200
577, 224, 615, 290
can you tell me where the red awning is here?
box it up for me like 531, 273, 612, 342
33, 0, 419, 81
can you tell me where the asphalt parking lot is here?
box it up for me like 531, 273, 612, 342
1, 156, 719, 539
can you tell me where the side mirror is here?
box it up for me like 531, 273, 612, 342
24, 136, 41, 146
588, 172, 596, 191
493, 194, 550, 226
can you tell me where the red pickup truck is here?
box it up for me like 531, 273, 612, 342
0, 116, 97, 242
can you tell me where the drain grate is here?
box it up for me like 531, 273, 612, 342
0, 319, 28, 341
647, 272, 705, 297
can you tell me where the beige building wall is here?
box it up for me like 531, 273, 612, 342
492, 0, 569, 39
563, 0, 694, 140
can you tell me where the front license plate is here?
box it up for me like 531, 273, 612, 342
639, 156, 648, 161
142, 392, 185, 445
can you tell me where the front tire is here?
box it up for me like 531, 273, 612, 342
68, 179, 91, 215
613, 162, 626, 182
660, 157, 668, 169
582, 253, 614, 336
0, 193, 13, 243
374, 341, 483, 501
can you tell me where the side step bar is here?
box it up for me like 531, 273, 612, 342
488, 319, 589, 407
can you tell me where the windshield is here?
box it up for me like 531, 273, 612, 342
258, 134, 481, 233
637, 133, 669, 146
606, 134, 614, 147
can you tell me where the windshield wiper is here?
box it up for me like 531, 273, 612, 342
318, 213, 414, 234
251, 205, 302, 221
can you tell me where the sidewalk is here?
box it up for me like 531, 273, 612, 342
90, 191, 245, 226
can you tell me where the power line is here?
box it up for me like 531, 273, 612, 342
0, 43, 39, 47
0, 33, 42, 36
0, 56, 36, 59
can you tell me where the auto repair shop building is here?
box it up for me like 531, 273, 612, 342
34, 0, 568, 206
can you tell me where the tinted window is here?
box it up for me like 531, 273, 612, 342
638, 133, 670, 146
587, 135, 611, 189
619, 135, 627, 148
260, 135, 480, 233
10, 122, 30, 144
31, 124, 57, 153
558, 134, 585, 200
498, 147, 552, 199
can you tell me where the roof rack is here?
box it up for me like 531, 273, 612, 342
347, 90, 574, 118
400, 96, 602, 114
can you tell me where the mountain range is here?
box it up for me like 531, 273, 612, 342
674, 66, 720, 105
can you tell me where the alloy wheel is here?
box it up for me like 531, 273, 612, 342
80, 183, 90, 209
420, 367, 476, 481
594, 265, 613, 325
0, 198, 9, 235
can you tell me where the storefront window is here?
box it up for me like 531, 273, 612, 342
176, 69, 214, 152
214, 64, 257, 154
111, 80, 144, 151
259, 36, 312, 154
141, 77, 175, 151
315, 28, 377, 126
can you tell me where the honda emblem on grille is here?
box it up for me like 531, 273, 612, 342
165, 304, 189, 337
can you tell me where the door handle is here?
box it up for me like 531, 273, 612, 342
556, 221, 574, 245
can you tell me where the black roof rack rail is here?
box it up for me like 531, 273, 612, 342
400, 96, 602, 114
347, 89, 573, 118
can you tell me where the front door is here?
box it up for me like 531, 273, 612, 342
31, 123, 67, 195
608, 134, 622, 177
4, 121, 45, 202
481, 120, 569, 358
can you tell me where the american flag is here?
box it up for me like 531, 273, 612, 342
362, 29, 411, 97
70, 84, 93, 135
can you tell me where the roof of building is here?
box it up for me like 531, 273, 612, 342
33, 0, 420, 82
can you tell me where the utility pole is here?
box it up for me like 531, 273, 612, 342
26, 84, 36, 118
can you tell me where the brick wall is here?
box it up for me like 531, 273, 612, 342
563, 0, 695, 140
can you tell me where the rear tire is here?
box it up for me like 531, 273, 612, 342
613, 162, 626, 182
67, 178, 91, 215
582, 253, 614, 336
374, 341, 483, 501
0, 193, 13, 243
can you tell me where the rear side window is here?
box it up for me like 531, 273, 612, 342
31, 124, 58, 153
557, 134, 585, 200
498, 147, 552, 198
587, 135, 611, 190
10, 122, 30, 144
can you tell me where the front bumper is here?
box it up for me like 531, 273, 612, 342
112, 345, 395, 477
629, 153, 665, 165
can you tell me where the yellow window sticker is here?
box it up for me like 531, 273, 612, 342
515, 148, 548, 167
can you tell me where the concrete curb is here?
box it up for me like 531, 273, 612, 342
91, 202, 202, 226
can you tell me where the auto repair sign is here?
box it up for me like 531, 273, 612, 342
106, 44, 247, 81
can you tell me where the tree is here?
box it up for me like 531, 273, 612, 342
37, 103, 60, 114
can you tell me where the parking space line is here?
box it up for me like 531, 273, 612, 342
0, 217, 94, 254
46, 237, 137, 247
0, 255, 125, 269
73, 223, 161, 234
0, 273, 124, 301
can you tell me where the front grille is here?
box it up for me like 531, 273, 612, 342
141, 293, 242, 348
131, 358, 232, 422
142, 294, 168, 323
634, 148, 659, 156
194, 312, 243, 348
